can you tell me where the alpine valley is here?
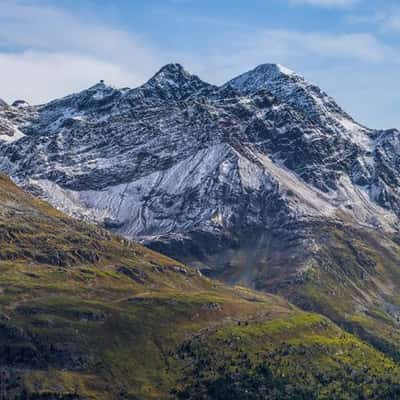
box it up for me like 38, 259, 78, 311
1, 63, 400, 398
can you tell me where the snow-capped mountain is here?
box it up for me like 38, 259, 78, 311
225, 63, 368, 145
0, 63, 399, 278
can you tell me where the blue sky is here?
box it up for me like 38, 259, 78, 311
0, 0, 399, 128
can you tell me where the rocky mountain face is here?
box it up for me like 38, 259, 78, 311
2, 63, 400, 360
0, 98, 33, 143
1, 63, 399, 232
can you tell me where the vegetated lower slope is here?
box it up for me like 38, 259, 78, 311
173, 219, 400, 363
0, 174, 400, 400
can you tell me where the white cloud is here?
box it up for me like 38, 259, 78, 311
184, 29, 396, 85
255, 30, 389, 62
289, 0, 360, 8
0, 1, 162, 103
348, 7, 400, 33
0, 51, 142, 104
0, 1, 155, 65
387, 15, 400, 31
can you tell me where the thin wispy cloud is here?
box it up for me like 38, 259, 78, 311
0, 0, 161, 103
252, 30, 390, 63
184, 29, 396, 86
289, 0, 360, 8
0, 52, 141, 105
348, 7, 400, 33
0, 2, 157, 65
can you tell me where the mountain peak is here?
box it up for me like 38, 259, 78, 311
141, 63, 212, 100
253, 63, 297, 78
225, 63, 300, 93
159, 62, 186, 74
145, 63, 196, 90
90, 82, 106, 89
85, 80, 114, 93
151, 63, 191, 82
224, 62, 366, 136
11, 99, 30, 109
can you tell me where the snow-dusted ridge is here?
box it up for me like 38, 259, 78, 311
0, 62, 399, 253
0, 98, 34, 143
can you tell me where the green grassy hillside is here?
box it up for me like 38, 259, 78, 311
183, 219, 400, 367
0, 174, 400, 399
286, 221, 400, 362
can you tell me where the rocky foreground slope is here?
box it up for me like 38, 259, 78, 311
2, 63, 400, 370
1, 174, 399, 399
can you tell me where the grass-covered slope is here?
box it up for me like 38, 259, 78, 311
177, 218, 400, 366
1, 174, 400, 399
286, 221, 400, 361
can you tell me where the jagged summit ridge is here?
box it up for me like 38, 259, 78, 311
134, 62, 214, 101
226, 63, 298, 89
226, 63, 367, 141
148, 63, 196, 85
